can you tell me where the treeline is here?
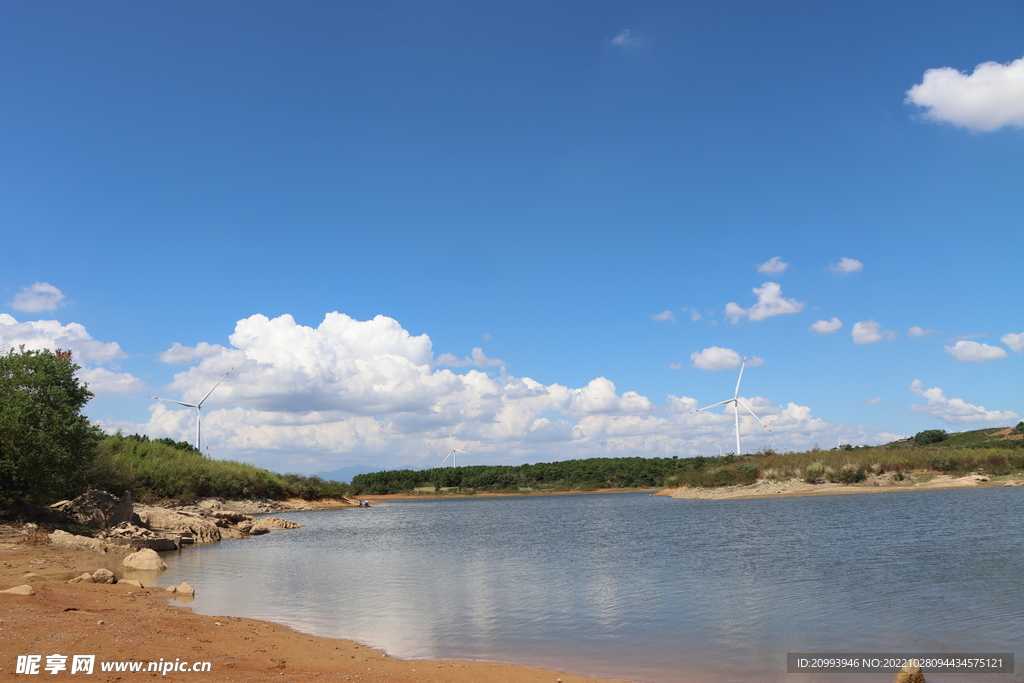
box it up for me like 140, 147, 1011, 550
350, 456, 700, 495
89, 433, 351, 503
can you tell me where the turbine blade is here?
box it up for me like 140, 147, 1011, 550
198, 367, 234, 407
736, 400, 772, 431
734, 356, 747, 399
149, 396, 199, 409
691, 398, 735, 413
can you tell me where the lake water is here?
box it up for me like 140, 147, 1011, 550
158, 489, 1024, 683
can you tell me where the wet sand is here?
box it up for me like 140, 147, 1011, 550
0, 527, 633, 683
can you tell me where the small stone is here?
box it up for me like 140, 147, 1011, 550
176, 581, 195, 596
91, 568, 116, 584
97, 620, 104, 625
0, 585, 34, 595
119, 579, 143, 588
68, 573, 94, 584
165, 586, 177, 593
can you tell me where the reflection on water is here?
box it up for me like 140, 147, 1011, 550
158, 489, 1024, 683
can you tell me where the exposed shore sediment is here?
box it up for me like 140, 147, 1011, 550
0, 522, 628, 683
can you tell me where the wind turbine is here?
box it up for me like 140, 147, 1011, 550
442, 432, 468, 467
150, 367, 234, 452
691, 356, 771, 456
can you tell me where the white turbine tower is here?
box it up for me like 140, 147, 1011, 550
442, 432, 468, 467
150, 367, 234, 452
692, 356, 771, 456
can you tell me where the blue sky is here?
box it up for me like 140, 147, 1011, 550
2, 1, 1022, 474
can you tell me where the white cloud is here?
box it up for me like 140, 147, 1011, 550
829, 257, 863, 275
863, 397, 883, 406
651, 310, 676, 322
724, 282, 804, 323
0, 313, 126, 363
690, 346, 764, 371
76, 367, 147, 395
1001, 332, 1024, 354
106, 310, 900, 472
669, 362, 683, 370
944, 340, 1008, 363
9, 282, 67, 313
906, 56, 1024, 132
436, 347, 505, 368
158, 341, 228, 364
756, 256, 789, 275
852, 320, 896, 344
909, 380, 1019, 425
908, 326, 939, 338
810, 318, 843, 334
681, 307, 702, 321
611, 29, 644, 48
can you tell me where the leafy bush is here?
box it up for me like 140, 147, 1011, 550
803, 461, 827, 484
1013, 422, 1024, 435
826, 465, 868, 484
915, 429, 948, 445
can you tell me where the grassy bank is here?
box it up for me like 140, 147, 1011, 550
87, 433, 352, 503
671, 426, 1024, 488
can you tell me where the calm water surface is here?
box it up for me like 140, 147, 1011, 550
159, 489, 1024, 683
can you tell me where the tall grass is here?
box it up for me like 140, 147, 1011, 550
88, 433, 351, 503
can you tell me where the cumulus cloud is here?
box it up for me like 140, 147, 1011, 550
9, 282, 67, 313
1002, 332, 1024, 354
909, 380, 1019, 425
829, 257, 863, 275
724, 282, 804, 323
863, 397, 883, 406
0, 314, 126, 363
852, 320, 896, 344
611, 29, 644, 47
651, 310, 676, 322
756, 256, 789, 275
436, 347, 505, 368
810, 318, 843, 334
100, 310, 903, 471
906, 56, 1024, 132
944, 340, 1008, 363
76, 367, 147, 395
158, 341, 228, 364
690, 346, 764, 371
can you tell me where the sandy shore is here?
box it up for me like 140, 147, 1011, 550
0, 526, 631, 683
660, 473, 1024, 501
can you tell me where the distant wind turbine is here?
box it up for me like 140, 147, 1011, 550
691, 356, 771, 456
150, 367, 234, 451
442, 432, 468, 467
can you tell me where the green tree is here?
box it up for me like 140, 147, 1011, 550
0, 347, 101, 505
914, 429, 948, 445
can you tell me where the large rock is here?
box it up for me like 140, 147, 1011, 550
137, 507, 221, 543
56, 490, 136, 529
49, 529, 105, 552
248, 517, 304, 535
91, 568, 116, 584
895, 662, 926, 683
1, 585, 35, 595
122, 548, 168, 571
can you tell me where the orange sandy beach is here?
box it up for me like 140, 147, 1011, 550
0, 525, 631, 683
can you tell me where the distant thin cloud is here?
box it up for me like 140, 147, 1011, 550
757, 256, 789, 275
810, 318, 843, 334
863, 397, 883, 406
681, 307, 702, 322
1002, 332, 1024, 354
725, 282, 804, 324
669, 362, 683, 370
852, 320, 896, 344
944, 340, 1008, 363
906, 56, 1024, 132
829, 257, 863, 275
690, 346, 763, 371
437, 347, 505, 368
611, 29, 644, 48
651, 310, 676, 322
9, 282, 67, 313
908, 326, 938, 338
